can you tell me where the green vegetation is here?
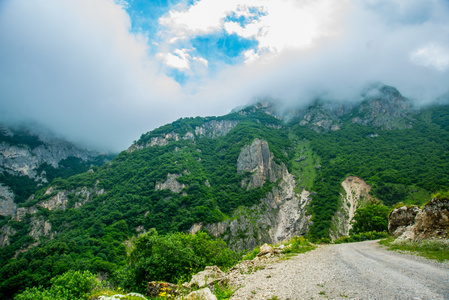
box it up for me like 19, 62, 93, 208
0, 113, 296, 299
334, 231, 390, 244
123, 229, 239, 293
291, 110, 449, 239
14, 270, 101, 300
380, 237, 449, 262
281, 236, 317, 255
350, 204, 391, 235
3, 102, 449, 298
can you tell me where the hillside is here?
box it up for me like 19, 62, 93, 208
2, 85, 449, 298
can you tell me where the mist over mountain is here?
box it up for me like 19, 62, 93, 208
1, 0, 448, 151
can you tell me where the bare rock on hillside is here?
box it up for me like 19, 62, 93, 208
237, 139, 287, 189
330, 176, 376, 240
155, 173, 187, 193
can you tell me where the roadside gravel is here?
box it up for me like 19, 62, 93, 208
230, 240, 449, 300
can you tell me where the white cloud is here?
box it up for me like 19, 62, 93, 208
158, 0, 350, 68
0, 0, 184, 151
1, 0, 449, 152
410, 44, 449, 71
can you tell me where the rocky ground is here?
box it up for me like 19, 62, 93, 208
230, 240, 449, 300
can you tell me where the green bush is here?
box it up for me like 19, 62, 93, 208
282, 236, 316, 253
242, 246, 261, 261
334, 231, 389, 244
124, 229, 239, 292
14, 270, 99, 300
350, 205, 391, 235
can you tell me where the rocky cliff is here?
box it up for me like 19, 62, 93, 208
0, 125, 103, 179
389, 197, 449, 241
0, 123, 111, 206
191, 139, 311, 250
237, 139, 287, 189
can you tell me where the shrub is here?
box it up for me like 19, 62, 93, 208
350, 205, 390, 235
125, 229, 239, 292
334, 231, 389, 244
14, 270, 99, 300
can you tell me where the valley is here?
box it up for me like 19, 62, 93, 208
1, 85, 449, 299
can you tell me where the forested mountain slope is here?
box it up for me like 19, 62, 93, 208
1, 85, 449, 298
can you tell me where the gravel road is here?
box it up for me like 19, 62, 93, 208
230, 240, 449, 300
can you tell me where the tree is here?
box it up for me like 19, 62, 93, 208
350, 204, 390, 234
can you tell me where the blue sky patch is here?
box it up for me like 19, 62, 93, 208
191, 31, 258, 65
224, 6, 267, 27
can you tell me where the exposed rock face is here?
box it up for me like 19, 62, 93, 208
185, 288, 217, 300
0, 135, 101, 180
195, 120, 240, 138
184, 266, 225, 289
198, 165, 311, 250
0, 225, 16, 247
389, 198, 449, 241
39, 184, 105, 211
353, 85, 414, 129
257, 243, 274, 257
29, 216, 52, 239
155, 173, 187, 193
330, 176, 374, 239
296, 101, 346, 132
0, 184, 16, 217
14, 206, 38, 221
39, 190, 70, 211
127, 120, 240, 152
237, 139, 287, 189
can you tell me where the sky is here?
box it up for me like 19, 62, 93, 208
0, 0, 449, 152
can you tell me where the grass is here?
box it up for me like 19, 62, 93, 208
213, 282, 236, 300
380, 237, 449, 262
333, 231, 390, 244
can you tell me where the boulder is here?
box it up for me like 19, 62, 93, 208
389, 198, 449, 241
257, 243, 274, 257
184, 266, 225, 289
388, 206, 420, 236
185, 287, 217, 300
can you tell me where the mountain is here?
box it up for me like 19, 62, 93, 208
0, 123, 114, 221
2, 85, 449, 298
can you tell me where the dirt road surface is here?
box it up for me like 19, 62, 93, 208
231, 240, 449, 299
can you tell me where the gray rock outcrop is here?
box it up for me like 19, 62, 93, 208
195, 120, 239, 138
237, 139, 287, 189
155, 173, 187, 193
0, 184, 16, 217
185, 288, 217, 300
389, 198, 449, 241
127, 120, 240, 152
193, 141, 311, 250
0, 225, 16, 247
184, 266, 226, 289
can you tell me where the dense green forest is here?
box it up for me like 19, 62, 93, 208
2, 99, 449, 299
